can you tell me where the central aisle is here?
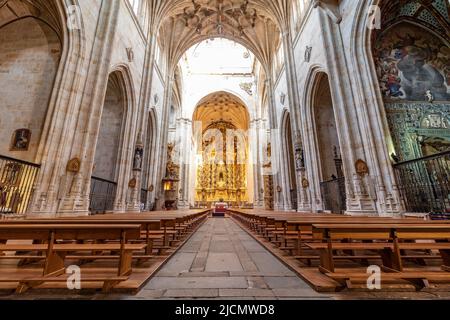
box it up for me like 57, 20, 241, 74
135, 217, 331, 299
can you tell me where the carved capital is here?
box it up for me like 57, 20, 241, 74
312, 0, 342, 24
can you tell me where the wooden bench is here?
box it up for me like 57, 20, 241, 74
0, 223, 143, 293
325, 271, 450, 291
309, 223, 450, 290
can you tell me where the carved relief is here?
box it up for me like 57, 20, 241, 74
66, 158, 81, 173
10, 129, 31, 151
304, 46, 312, 62
128, 178, 137, 189
239, 82, 253, 96
355, 159, 369, 176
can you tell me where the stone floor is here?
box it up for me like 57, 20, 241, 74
128, 217, 330, 300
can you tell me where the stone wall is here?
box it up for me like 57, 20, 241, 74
0, 18, 61, 163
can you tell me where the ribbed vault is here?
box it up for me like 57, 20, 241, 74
193, 91, 250, 130
150, 0, 293, 73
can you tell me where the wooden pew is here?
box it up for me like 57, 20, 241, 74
0, 223, 143, 292
308, 223, 450, 290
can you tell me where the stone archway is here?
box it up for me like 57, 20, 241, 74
0, 17, 61, 163
192, 91, 252, 208
281, 111, 298, 210
312, 72, 346, 214
90, 71, 130, 214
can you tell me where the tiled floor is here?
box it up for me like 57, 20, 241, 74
129, 217, 330, 300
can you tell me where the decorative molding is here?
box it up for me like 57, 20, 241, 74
10, 128, 31, 151
304, 46, 312, 62
355, 159, 369, 176
128, 178, 137, 189
280, 92, 286, 105
302, 178, 310, 189
66, 158, 81, 173
126, 47, 134, 62
312, 0, 342, 24
239, 82, 253, 96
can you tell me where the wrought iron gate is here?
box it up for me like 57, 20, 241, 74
89, 176, 117, 214
320, 177, 346, 214
0, 155, 40, 215
393, 151, 450, 213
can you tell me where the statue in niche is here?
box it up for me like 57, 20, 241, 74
133, 146, 144, 170
10, 129, 31, 151
295, 149, 304, 170
425, 90, 435, 103
165, 143, 180, 179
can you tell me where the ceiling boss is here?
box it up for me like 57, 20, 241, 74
182, 0, 258, 36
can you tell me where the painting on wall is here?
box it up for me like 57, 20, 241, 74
373, 23, 450, 101
10, 129, 31, 151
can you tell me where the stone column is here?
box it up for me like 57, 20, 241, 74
177, 117, 193, 209
315, 4, 377, 215
264, 77, 289, 211
127, 23, 159, 211
251, 119, 264, 208
281, 28, 312, 212
346, 1, 404, 216
153, 76, 175, 210
48, 0, 121, 217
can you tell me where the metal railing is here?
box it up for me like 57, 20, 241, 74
320, 177, 346, 214
393, 150, 450, 213
290, 189, 298, 210
141, 188, 148, 210
0, 155, 40, 215
89, 176, 117, 214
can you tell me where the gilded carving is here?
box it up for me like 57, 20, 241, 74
355, 159, 369, 176
66, 158, 81, 173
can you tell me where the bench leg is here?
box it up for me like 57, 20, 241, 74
118, 251, 133, 276
102, 280, 122, 293
403, 278, 429, 291
439, 249, 450, 267
380, 248, 402, 271
44, 251, 66, 277
318, 249, 334, 273
146, 239, 154, 255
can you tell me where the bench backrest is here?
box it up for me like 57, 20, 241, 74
0, 224, 141, 241
395, 226, 450, 240
312, 224, 392, 241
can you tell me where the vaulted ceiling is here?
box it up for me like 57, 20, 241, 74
151, 0, 293, 73
379, 0, 450, 40
193, 91, 250, 130
0, 0, 62, 36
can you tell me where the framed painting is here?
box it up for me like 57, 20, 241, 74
10, 129, 31, 151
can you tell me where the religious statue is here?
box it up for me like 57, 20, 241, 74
425, 90, 434, 103
165, 143, 180, 179
295, 149, 305, 170
133, 146, 143, 170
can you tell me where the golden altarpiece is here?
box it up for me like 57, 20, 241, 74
195, 121, 248, 207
